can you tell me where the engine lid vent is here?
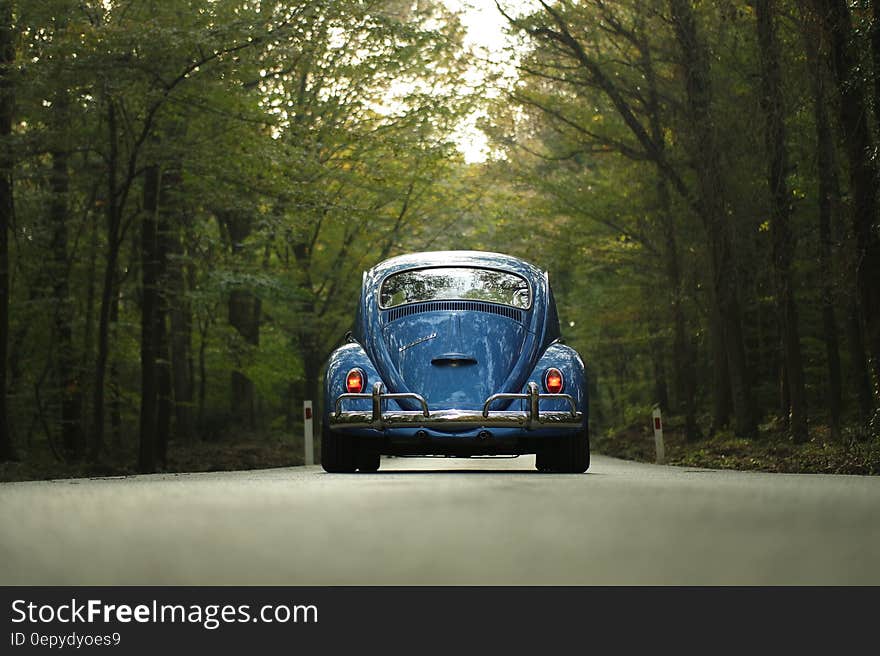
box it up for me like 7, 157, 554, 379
383, 300, 525, 324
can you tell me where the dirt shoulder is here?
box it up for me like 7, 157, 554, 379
595, 418, 880, 475
0, 436, 304, 482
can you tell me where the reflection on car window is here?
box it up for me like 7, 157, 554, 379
380, 268, 531, 309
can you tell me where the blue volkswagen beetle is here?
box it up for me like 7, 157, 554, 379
321, 251, 589, 473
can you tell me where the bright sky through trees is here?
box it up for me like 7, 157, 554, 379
444, 0, 526, 162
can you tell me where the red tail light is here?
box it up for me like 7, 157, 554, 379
346, 368, 366, 393
544, 368, 564, 394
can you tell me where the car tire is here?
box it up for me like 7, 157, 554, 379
321, 424, 357, 473
536, 428, 590, 473
357, 447, 381, 473
535, 449, 555, 472
559, 427, 590, 473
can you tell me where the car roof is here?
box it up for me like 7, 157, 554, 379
368, 251, 545, 282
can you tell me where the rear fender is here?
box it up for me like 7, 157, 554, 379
324, 342, 400, 428
324, 343, 382, 419
521, 343, 588, 421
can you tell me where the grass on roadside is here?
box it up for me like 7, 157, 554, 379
594, 416, 880, 475
0, 430, 305, 483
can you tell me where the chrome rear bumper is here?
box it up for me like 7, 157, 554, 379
330, 381, 582, 430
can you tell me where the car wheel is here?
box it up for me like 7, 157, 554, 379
535, 449, 555, 472
559, 427, 590, 473
535, 428, 590, 474
321, 424, 357, 473
357, 447, 380, 473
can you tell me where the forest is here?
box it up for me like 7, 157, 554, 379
0, 0, 878, 479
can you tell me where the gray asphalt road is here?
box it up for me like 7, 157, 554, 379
1, 454, 878, 585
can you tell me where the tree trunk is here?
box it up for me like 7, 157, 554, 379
157, 142, 193, 445
821, 284, 843, 439
92, 100, 122, 460
292, 245, 325, 437
820, 0, 880, 398
872, 0, 880, 129
139, 164, 160, 473
0, 0, 15, 461
300, 344, 321, 431
660, 176, 699, 441
710, 303, 732, 433
778, 351, 790, 432
803, 9, 843, 438
756, 0, 808, 442
651, 337, 670, 413
156, 306, 171, 468
156, 219, 171, 467
642, 34, 699, 440
153, 159, 176, 466
228, 289, 259, 428
198, 317, 208, 434
80, 202, 98, 442
847, 303, 873, 422
169, 237, 194, 442
669, 0, 756, 436
108, 290, 122, 449
222, 211, 259, 429
49, 90, 83, 457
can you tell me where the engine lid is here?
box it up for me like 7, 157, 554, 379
380, 310, 527, 410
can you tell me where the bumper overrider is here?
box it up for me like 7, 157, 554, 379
330, 381, 583, 431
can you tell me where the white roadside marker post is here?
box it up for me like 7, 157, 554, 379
652, 405, 665, 465
304, 400, 314, 466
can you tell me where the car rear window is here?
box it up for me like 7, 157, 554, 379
380, 267, 531, 309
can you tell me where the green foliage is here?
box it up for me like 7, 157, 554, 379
3, 0, 879, 477
2, 0, 480, 471
482, 0, 879, 438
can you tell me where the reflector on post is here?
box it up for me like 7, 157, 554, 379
303, 400, 314, 466
652, 405, 665, 465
